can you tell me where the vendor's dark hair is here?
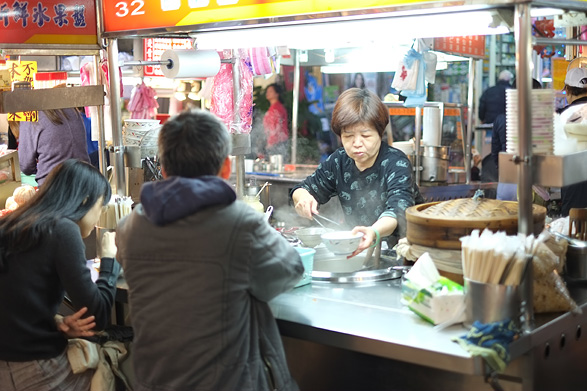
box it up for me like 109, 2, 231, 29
0, 159, 111, 257
331, 87, 389, 137
158, 109, 231, 178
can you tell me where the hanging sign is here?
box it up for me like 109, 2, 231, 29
433, 36, 486, 59
6, 61, 38, 122
143, 38, 193, 77
102, 0, 444, 33
0, 0, 97, 45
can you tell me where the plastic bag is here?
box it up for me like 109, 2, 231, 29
392, 49, 427, 107
529, 231, 579, 314
391, 49, 420, 91
423, 50, 437, 84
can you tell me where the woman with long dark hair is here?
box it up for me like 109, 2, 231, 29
0, 159, 120, 390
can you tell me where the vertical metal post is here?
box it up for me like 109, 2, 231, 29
515, 3, 535, 333
488, 35, 497, 87
93, 54, 107, 176
465, 58, 475, 185
414, 106, 422, 186
291, 49, 301, 165
106, 38, 126, 196
515, 3, 533, 236
231, 51, 246, 199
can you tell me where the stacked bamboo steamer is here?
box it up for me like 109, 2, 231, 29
405, 198, 547, 283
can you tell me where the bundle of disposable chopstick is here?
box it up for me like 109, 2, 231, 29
460, 229, 532, 285
98, 195, 133, 229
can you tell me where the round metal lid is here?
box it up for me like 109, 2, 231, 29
311, 250, 403, 283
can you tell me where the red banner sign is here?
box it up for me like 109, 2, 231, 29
0, 0, 97, 45
433, 36, 486, 59
143, 38, 193, 77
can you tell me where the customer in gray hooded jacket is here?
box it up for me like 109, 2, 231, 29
115, 109, 303, 391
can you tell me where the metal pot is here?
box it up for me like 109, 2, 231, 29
419, 145, 450, 182
565, 242, 587, 281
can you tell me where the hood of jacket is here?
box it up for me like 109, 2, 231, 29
140, 176, 236, 226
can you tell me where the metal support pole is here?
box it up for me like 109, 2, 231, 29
515, 3, 533, 236
292, 49, 301, 165
232, 52, 245, 199
465, 58, 475, 185
93, 54, 107, 176
106, 38, 126, 196
414, 106, 422, 186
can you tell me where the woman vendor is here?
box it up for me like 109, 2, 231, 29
291, 88, 422, 256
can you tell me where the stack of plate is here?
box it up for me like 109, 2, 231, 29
505, 89, 554, 154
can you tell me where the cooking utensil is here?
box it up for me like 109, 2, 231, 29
255, 181, 270, 198
569, 208, 587, 241
551, 229, 586, 247
312, 213, 341, 227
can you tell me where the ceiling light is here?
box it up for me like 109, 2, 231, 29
174, 91, 187, 101
192, 10, 509, 50
530, 8, 565, 18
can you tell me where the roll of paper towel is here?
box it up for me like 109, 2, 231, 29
160, 49, 221, 79
422, 107, 441, 146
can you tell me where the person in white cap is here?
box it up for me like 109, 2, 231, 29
478, 69, 514, 124
555, 66, 587, 215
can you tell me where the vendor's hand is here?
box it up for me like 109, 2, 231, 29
347, 226, 377, 258
55, 307, 96, 338
292, 189, 319, 220
100, 231, 117, 259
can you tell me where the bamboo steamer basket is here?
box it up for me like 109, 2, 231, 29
406, 198, 547, 250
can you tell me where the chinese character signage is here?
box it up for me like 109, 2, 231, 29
6, 61, 38, 122
102, 0, 443, 33
433, 36, 486, 59
1, 0, 97, 45
143, 38, 193, 77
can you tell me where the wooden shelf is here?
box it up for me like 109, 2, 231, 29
498, 150, 587, 187
0, 85, 104, 113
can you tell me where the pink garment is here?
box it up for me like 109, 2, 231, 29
263, 101, 288, 147
128, 82, 159, 119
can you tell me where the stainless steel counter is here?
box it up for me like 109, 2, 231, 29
269, 279, 482, 375
268, 278, 587, 391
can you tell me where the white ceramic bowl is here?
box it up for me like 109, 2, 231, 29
295, 227, 334, 248
321, 231, 364, 255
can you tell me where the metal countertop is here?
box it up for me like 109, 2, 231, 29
117, 274, 585, 378
269, 279, 485, 375
269, 277, 587, 377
